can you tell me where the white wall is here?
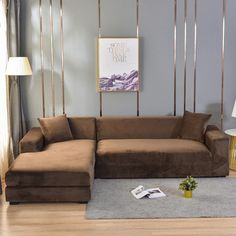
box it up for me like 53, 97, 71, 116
20, 0, 236, 129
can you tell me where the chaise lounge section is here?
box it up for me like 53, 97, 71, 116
6, 117, 96, 203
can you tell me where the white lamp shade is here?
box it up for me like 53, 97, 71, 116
232, 100, 236, 118
5, 57, 32, 76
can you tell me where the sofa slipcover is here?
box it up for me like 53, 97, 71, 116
6, 117, 96, 203
5, 116, 229, 203
95, 117, 229, 178
6, 140, 95, 187
96, 139, 212, 178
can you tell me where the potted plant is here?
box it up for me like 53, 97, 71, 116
179, 176, 198, 198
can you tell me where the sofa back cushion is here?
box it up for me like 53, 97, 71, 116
180, 111, 211, 143
38, 115, 73, 144
68, 117, 96, 140
96, 116, 183, 141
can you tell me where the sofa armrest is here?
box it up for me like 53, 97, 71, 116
19, 127, 44, 153
205, 125, 229, 176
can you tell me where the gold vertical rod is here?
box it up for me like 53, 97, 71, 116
183, 0, 187, 112
49, 0, 55, 116
136, 0, 139, 38
221, 0, 226, 130
39, 0, 45, 117
60, 0, 65, 114
173, 0, 177, 116
98, 0, 102, 117
193, 0, 197, 112
99, 93, 102, 117
98, 0, 101, 38
136, 0, 139, 116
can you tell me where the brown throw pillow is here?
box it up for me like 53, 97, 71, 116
38, 115, 73, 144
180, 111, 211, 143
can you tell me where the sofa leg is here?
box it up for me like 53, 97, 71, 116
9, 202, 20, 205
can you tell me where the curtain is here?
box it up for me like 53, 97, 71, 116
7, 0, 26, 157
0, 0, 12, 180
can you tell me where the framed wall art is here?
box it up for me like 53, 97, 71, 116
97, 38, 139, 92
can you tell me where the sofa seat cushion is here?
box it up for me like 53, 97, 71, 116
6, 140, 95, 187
96, 139, 212, 178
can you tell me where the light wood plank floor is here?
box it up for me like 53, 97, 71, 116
1, 171, 236, 236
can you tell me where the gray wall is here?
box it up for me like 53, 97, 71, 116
21, 0, 236, 130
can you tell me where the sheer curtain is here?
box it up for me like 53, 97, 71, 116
0, 0, 12, 180
8, 0, 26, 157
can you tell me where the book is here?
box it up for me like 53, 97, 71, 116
131, 185, 166, 199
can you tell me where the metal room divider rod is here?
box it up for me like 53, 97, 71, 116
193, 0, 197, 112
39, 0, 45, 117
136, 0, 140, 116
183, 0, 187, 112
98, 0, 102, 117
49, 0, 55, 116
221, 0, 226, 130
60, 0, 65, 114
173, 0, 177, 116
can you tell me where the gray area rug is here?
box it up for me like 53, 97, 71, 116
86, 177, 236, 219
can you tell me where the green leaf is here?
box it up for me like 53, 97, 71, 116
178, 176, 198, 191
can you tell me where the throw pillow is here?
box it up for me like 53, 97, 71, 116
180, 110, 211, 142
38, 114, 73, 144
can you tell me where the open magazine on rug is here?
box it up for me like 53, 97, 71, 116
131, 185, 166, 199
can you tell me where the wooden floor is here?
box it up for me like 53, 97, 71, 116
1, 172, 236, 236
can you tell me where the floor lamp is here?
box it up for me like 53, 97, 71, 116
6, 57, 32, 76
5, 57, 32, 156
0, 57, 32, 194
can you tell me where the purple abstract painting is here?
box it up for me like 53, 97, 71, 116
100, 70, 138, 91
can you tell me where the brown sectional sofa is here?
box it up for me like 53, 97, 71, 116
5, 116, 229, 203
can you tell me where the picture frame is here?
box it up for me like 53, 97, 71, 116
97, 37, 139, 92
